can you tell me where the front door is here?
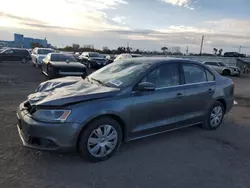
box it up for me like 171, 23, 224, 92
129, 63, 186, 138
1, 49, 15, 61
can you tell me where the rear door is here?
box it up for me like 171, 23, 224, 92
181, 63, 216, 124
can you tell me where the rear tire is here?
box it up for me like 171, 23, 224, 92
78, 117, 122, 162
201, 101, 225, 130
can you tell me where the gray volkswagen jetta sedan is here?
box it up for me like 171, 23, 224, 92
16, 57, 234, 162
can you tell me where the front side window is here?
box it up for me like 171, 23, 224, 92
183, 64, 206, 84
205, 62, 218, 66
142, 64, 180, 88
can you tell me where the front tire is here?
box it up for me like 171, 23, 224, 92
222, 69, 231, 76
88, 61, 92, 69
21, 58, 27, 64
201, 101, 225, 130
48, 65, 55, 79
78, 117, 122, 162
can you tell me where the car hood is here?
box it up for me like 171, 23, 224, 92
28, 77, 120, 106
227, 66, 239, 69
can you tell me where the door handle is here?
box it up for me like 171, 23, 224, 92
176, 93, 183, 98
208, 88, 213, 93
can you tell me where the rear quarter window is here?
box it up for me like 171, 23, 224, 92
205, 69, 215, 81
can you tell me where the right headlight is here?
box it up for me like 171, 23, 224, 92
32, 109, 71, 123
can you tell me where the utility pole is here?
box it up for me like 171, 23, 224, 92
200, 35, 204, 55
239, 46, 242, 53
127, 42, 130, 53
186, 45, 189, 55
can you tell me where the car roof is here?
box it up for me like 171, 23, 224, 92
122, 57, 200, 65
36, 48, 53, 50
50, 52, 72, 55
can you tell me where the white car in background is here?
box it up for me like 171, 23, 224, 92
203, 61, 241, 76
31, 48, 54, 68
113, 53, 143, 62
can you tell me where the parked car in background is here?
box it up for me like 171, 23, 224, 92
17, 57, 234, 162
113, 53, 143, 62
203, 61, 241, 76
0, 48, 31, 63
106, 54, 116, 63
41, 53, 87, 79
72, 52, 80, 61
31, 48, 54, 68
224, 52, 246, 57
79, 52, 108, 69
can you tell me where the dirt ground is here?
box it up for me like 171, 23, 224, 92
1, 61, 250, 188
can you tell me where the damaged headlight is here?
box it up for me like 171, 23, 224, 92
32, 109, 71, 122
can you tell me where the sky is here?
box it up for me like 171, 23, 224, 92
0, 0, 250, 54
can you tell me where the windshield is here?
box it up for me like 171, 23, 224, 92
218, 62, 226, 66
89, 60, 151, 88
51, 54, 77, 62
38, 49, 54, 55
89, 53, 101, 57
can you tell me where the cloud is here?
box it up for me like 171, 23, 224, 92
0, 0, 128, 32
112, 16, 126, 24
64, 0, 127, 10
106, 19, 250, 51
0, 12, 46, 25
161, 0, 194, 9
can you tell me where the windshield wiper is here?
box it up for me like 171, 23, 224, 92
91, 78, 106, 86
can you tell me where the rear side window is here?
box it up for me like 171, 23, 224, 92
206, 69, 215, 81
183, 64, 206, 84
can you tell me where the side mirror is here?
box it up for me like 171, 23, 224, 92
136, 82, 156, 92
81, 71, 87, 79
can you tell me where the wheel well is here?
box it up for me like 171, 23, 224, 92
76, 114, 126, 149
217, 99, 227, 111
223, 69, 231, 73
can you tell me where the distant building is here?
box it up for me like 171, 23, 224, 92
0, 33, 52, 49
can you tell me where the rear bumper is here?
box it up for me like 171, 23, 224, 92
231, 70, 241, 76
16, 103, 82, 152
225, 98, 234, 113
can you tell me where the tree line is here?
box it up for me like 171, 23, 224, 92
31, 42, 225, 56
